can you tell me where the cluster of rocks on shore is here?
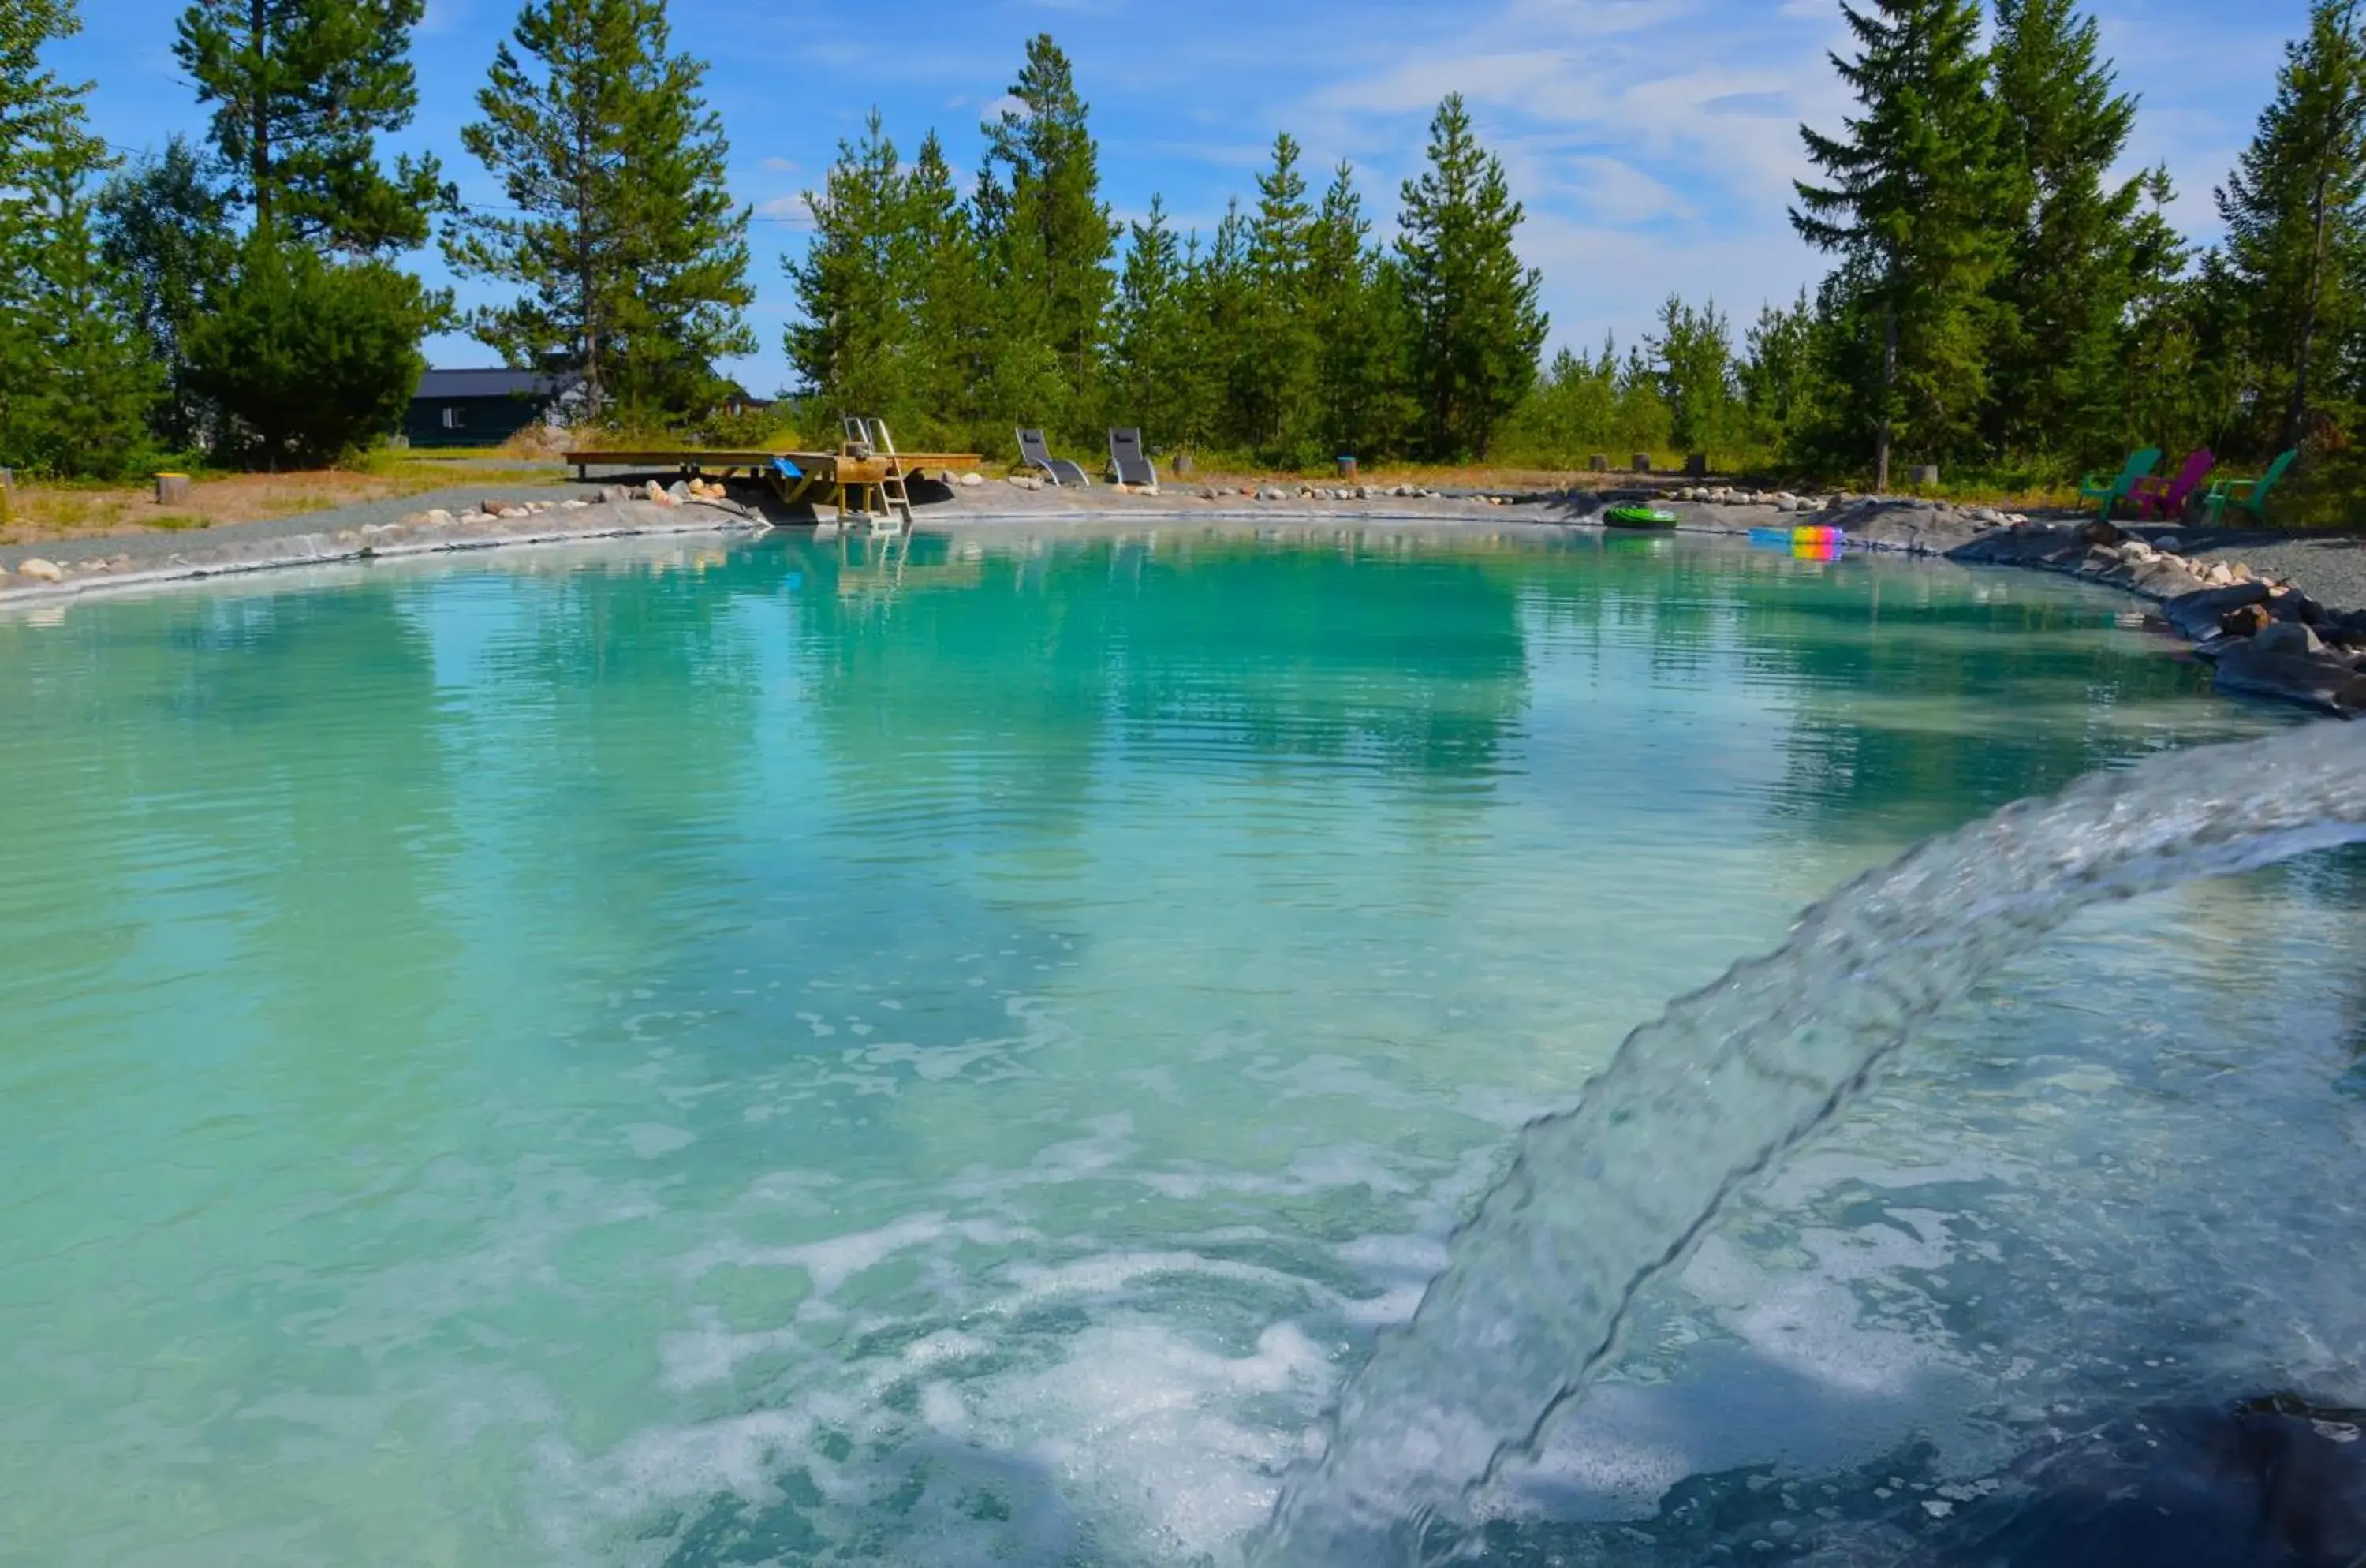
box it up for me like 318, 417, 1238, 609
1211, 483, 1438, 502
1674, 485, 2032, 526
1954, 516, 2366, 715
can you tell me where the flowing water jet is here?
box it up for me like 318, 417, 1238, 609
1256, 721, 2366, 1566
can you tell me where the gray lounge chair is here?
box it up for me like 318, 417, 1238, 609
1017, 427, 1088, 487
1107, 428, 1158, 492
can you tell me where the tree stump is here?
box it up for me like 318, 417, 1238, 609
155, 472, 193, 506
1685, 454, 1709, 480
1632, 453, 1652, 474
1908, 464, 1940, 489
1588, 454, 1609, 472
1170, 452, 1195, 477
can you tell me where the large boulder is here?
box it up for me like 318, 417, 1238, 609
2251, 619, 2324, 658
2212, 637, 2360, 713
16, 558, 64, 583
2162, 581, 2270, 641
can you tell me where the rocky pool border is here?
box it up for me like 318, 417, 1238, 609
1522, 487, 2365, 719
0, 491, 767, 606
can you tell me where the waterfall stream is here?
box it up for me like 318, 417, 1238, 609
1256, 722, 2366, 1565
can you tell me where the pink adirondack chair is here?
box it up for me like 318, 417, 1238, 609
2124, 448, 2214, 522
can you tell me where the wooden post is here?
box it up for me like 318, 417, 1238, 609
1631, 453, 1651, 475
1588, 454, 1609, 472
155, 472, 194, 506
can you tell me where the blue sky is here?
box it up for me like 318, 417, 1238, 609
59, 0, 2308, 397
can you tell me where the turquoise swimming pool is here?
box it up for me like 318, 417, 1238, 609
1, 525, 2357, 1566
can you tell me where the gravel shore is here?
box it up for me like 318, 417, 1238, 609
2174, 528, 2366, 614
0, 480, 592, 573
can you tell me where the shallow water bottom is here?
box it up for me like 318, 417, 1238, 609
0, 526, 2358, 1566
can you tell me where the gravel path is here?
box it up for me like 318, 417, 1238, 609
0, 479, 595, 572
2174, 529, 2366, 614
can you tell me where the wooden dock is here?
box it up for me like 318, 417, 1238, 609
564, 431, 981, 528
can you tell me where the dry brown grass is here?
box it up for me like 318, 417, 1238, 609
0, 461, 562, 547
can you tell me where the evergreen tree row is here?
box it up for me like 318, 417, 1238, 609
788, 51, 1545, 465
6, 0, 2366, 498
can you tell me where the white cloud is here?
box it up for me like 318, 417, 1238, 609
759, 156, 799, 174
757, 193, 811, 219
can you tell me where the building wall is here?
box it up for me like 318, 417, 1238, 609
402, 396, 550, 450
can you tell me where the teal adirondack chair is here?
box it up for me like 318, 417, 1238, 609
2201, 448, 2297, 527
2077, 447, 2161, 520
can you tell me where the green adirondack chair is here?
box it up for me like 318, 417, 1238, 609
2077, 447, 2161, 520
2200, 448, 2297, 527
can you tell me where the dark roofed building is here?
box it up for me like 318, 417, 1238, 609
403, 368, 583, 449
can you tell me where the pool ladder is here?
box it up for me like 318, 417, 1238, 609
838, 415, 914, 535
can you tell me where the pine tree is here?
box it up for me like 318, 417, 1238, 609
1394, 94, 1547, 460
1612, 339, 1673, 456
99, 137, 235, 450
1503, 342, 1617, 465
1648, 296, 1737, 459
1192, 196, 1254, 453
2216, 0, 2366, 452
1305, 160, 1394, 461
13, 137, 163, 476
975, 34, 1118, 426
904, 131, 991, 446
1109, 196, 1206, 450
1793, 0, 2010, 487
0, 0, 94, 464
448, 0, 754, 424
0, 0, 158, 477
174, 0, 450, 255
1987, 0, 2146, 465
1236, 133, 1318, 457
2120, 170, 2245, 460
185, 232, 438, 465
1739, 290, 1831, 462
784, 110, 916, 424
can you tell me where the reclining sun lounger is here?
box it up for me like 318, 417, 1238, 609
1107, 428, 1159, 492
1017, 428, 1089, 487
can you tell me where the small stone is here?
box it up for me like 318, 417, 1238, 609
2081, 518, 2123, 547
17, 557, 64, 582
959, 471, 984, 488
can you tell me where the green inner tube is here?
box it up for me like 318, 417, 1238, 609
1603, 505, 1677, 529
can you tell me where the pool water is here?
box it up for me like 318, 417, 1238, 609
1, 525, 2360, 1566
